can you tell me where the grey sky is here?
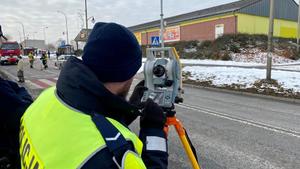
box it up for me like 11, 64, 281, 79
0, 0, 297, 45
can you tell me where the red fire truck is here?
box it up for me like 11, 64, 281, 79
0, 41, 21, 65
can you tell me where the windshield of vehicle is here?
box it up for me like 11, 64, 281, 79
0, 43, 20, 50
65, 55, 72, 60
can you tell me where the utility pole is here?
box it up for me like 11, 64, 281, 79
297, 0, 300, 52
160, 0, 165, 48
85, 0, 88, 29
266, 0, 274, 81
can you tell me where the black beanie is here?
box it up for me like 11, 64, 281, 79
82, 22, 142, 82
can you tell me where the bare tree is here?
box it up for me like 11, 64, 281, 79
47, 44, 56, 51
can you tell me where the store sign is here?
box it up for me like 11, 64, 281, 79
134, 32, 142, 45
164, 26, 180, 42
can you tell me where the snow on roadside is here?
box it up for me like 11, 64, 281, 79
273, 65, 300, 71
180, 59, 263, 66
230, 48, 295, 64
183, 66, 300, 93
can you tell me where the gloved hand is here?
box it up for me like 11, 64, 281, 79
129, 80, 147, 109
124, 80, 147, 125
140, 99, 166, 129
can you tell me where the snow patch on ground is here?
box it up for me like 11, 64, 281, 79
273, 65, 300, 71
183, 66, 300, 93
231, 48, 295, 64
180, 59, 264, 66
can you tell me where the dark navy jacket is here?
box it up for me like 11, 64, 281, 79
56, 57, 168, 169
0, 78, 33, 168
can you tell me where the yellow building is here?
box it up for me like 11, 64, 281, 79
128, 0, 299, 45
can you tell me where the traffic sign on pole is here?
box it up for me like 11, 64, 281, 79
151, 36, 160, 47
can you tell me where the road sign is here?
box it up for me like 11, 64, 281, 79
151, 36, 160, 47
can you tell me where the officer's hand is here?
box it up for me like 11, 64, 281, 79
129, 80, 147, 109
140, 99, 166, 129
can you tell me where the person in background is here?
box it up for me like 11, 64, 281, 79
40, 51, 48, 69
17, 56, 25, 83
48, 50, 51, 59
0, 78, 33, 169
28, 52, 35, 68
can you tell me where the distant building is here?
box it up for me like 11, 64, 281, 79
129, 0, 299, 45
21, 39, 46, 50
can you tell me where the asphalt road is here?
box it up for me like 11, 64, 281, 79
1, 60, 300, 169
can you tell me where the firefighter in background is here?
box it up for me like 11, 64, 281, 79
28, 52, 35, 68
40, 51, 48, 69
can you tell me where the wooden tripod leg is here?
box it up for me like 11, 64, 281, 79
165, 117, 201, 169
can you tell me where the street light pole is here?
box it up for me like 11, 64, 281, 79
17, 31, 22, 44
32, 32, 37, 39
85, 0, 88, 29
17, 22, 26, 48
43, 26, 48, 45
160, 0, 165, 48
266, 0, 274, 81
57, 11, 69, 45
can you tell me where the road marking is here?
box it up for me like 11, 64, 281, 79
30, 79, 51, 88
39, 79, 56, 86
0, 69, 18, 81
44, 69, 58, 74
26, 80, 43, 89
27, 78, 58, 89
177, 103, 300, 139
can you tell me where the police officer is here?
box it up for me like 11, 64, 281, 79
20, 22, 168, 169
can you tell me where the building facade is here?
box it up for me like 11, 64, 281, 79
21, 39, 46, 50
129, 0, 298, 45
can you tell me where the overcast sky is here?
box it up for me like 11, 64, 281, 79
0, 0, 297, 45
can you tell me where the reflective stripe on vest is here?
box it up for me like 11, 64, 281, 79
20, 87, 143, 169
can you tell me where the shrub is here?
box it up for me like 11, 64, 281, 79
220, 52, 232, 61
229, 44, 241, 53
140, 33, 297, 60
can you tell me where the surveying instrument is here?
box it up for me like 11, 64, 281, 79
142, 47, 201, 169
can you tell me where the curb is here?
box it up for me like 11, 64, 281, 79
184, 84, 300, 104
0, 68, 43, 98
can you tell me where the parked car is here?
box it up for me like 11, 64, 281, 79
54, 54, 75, 69
0, 41, 21, 65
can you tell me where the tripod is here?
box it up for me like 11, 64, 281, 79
164, 110, 201, 169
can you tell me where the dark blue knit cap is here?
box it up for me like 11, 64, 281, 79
82, 22, 142, 82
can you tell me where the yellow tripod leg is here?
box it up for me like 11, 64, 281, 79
165, 117, 201, 169
178, 133, 200, 169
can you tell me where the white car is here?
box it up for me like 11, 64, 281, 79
54, 54, 75, 69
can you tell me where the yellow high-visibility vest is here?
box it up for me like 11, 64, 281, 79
20, 87, 146, 169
